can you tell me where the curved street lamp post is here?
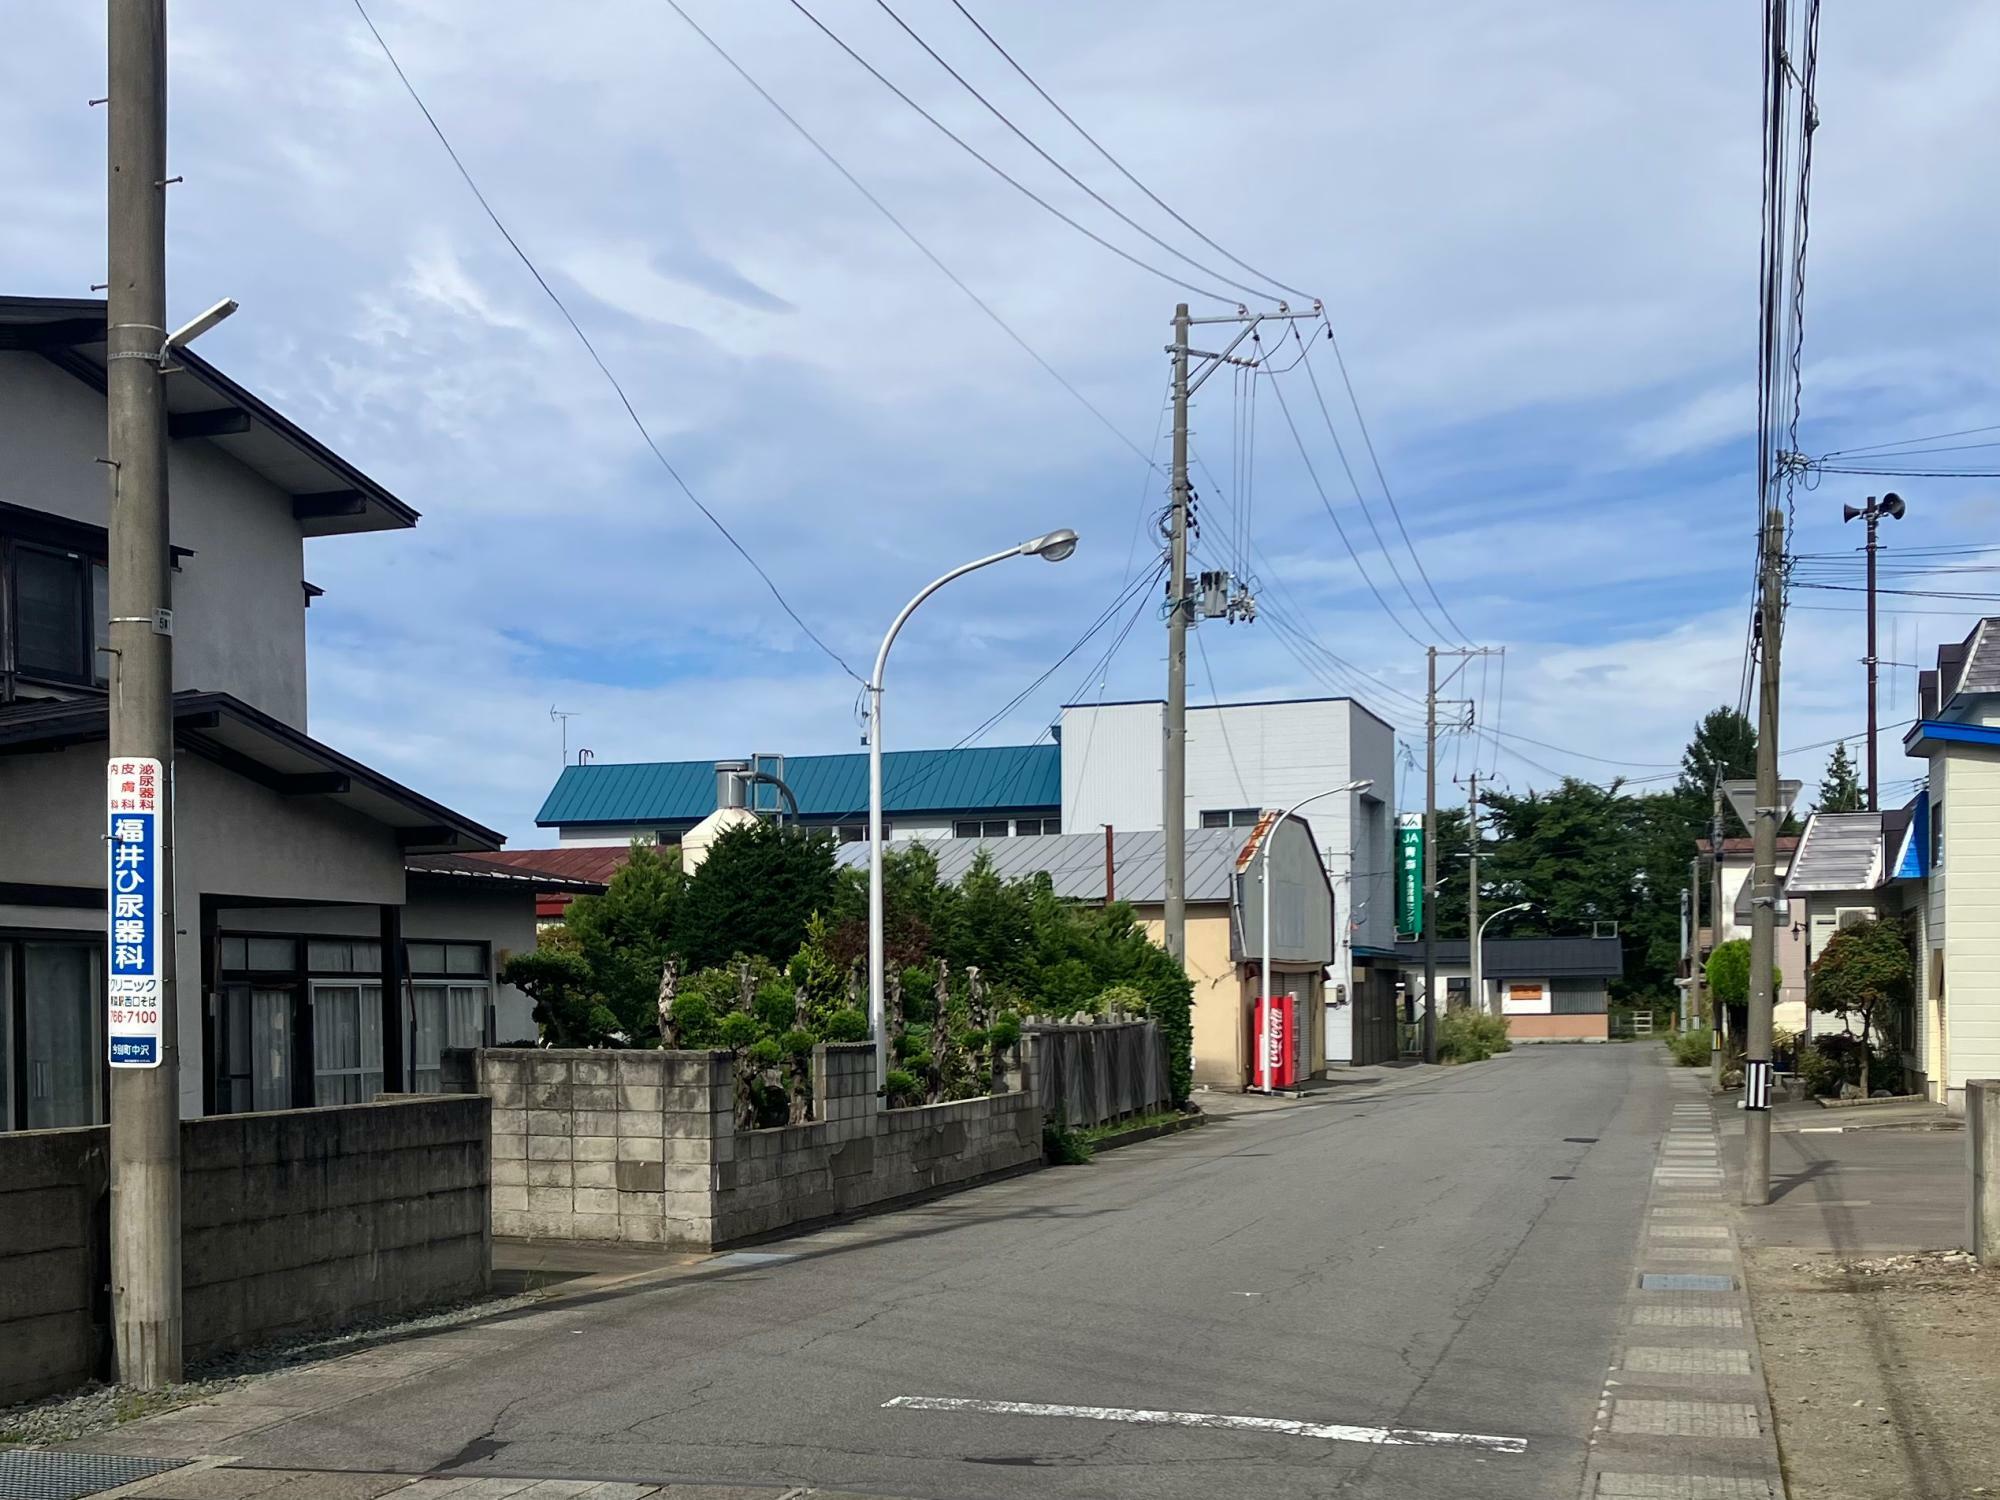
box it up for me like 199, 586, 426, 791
868, 530, 1079, 1096
1258, 779, 1373, 1093
1474, 902, 1533, 1015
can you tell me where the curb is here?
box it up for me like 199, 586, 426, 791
1086, 1113, 1207, 1154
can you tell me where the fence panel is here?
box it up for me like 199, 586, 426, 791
1026, 1020, 1171, 1129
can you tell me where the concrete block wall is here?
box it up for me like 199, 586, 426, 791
463, 1039, 1043, 1250
0, 1095, 489, 1403
0, 1127, 108, 1405
181, 1095, 491, 1361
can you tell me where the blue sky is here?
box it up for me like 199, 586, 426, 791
6, 1, 1999, 838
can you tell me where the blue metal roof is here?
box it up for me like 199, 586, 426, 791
535, 743, 1061, 827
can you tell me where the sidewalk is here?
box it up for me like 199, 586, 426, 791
1190, 1059, 1460, 1118
1714, 1090, 1999, 1499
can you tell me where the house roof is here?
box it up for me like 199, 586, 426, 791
406, 851, 608, 891
431, 847, 633, 886
1392, 936, 1625, 979
832, 826, 1250, 905
536, 744, 1061, 828
1785, 811, 1886, 893
1699, 836, 1801, 856
0, 691, 499, 851
0, 296, 415, 536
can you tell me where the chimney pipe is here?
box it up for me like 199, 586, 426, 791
714, 760, 750, 810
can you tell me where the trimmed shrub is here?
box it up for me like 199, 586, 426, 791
1666, 1027, 1713, 1068
1437, 1009, 1511, 1064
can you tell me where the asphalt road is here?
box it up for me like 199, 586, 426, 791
233, 1045, 1670, 1499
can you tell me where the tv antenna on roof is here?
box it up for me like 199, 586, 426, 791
549, 705, 580, 766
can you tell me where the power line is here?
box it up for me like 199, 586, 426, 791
661, 0, 1157, 469
353, 0, 863, 683
1821, 422, 2000, 458
867, 0, 1283, 307
1300, 320, 1472, 642
941, 0, 1318, 306
1264, 364, 1427, 648
784, 0, 1240, 304
1285, 325, 1453, 643
1193, 630, 1250, 801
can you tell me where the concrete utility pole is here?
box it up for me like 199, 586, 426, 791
1744, 504, 1786, 1206
1423, 646, 1438, 1061
1710, 782, 1727, 1090
1688, 854, 1705, 1031
1163, 302, 1191, 962
1842, 492, 1906, 812
1466, 771, 1481, 1013
106, 0, 182, 1388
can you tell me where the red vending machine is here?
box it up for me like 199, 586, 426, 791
1253, 994, 1297, 1091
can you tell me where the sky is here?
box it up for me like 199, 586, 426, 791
5, 1, 1999, 839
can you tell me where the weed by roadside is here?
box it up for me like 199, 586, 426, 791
1438, 1009, 1510, 1063
1666, 1027, 1713, 1067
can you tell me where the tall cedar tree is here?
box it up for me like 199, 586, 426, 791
677, 820, 840, 972
1817, 742, 1864, 813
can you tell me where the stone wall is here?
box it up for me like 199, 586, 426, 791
462, 1041, 1042, 1250
0, 1095, 490, 1403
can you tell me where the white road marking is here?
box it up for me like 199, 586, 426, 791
881, 1395, 1528, 1454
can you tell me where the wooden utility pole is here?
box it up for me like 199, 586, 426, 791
106, 0, 182, 1387
1466, 771, 1481, 1013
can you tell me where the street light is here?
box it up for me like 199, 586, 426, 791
1474, 902, 1532, 1015
1258, 779, 1373, 1093
868, 529, 1079, 1095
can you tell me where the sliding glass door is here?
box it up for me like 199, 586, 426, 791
22, 942, 102, 1129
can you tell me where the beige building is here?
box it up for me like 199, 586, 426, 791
835, 817, 1395, 1088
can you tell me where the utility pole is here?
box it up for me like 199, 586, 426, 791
1423, 647, 1438, 1061
1744, 504, 1786, 1206
1466, 771, 1481, 1013
1842, 492, 1906, 812
1710, 782, 1727, 1091
1159, 300, 1319, 963
106, 0, 182, 1387
1163, 302, 1190, 962
1688, 854, 1704, 1032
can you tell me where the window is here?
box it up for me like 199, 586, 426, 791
408, 941, 485, 977
0, 939, 105, 1131
222, 935, 298, 972
838, 823, 890, 843
1015, 817, 1058, 836
1932, 798, 1945, 869
1201, 808, 1261, 829
953, 819, 1011, 838
307, 938, 381, 973
218, 986, 294, 1113
13, 544, 91, 683
410, 983, 485, 1092
311, 983, 383, 1104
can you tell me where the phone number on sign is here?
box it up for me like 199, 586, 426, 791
110, 1007, 160, 1027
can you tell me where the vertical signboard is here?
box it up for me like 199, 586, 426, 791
107, 757, 164, 1067
1396, 813, 1425, 938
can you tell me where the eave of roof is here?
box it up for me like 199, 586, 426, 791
0, 691, 498, 851
1904, 718, 2000, 755
0, 296, 416, 536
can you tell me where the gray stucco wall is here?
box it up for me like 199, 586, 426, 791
1, 352, 310, 727
0, 1095, 489, 1403
0, 743, 405, 1116
461, 1042, 1042, 1250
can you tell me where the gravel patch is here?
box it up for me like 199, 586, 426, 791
0, 1289, 549, 1451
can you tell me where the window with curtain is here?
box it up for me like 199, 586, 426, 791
218, 986, 293, 1114
409, 981, 487, 1092
311, 983, 383, 1104
23, 942, 101, 1128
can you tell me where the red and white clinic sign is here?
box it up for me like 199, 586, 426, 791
1253, 993, 1296, 1091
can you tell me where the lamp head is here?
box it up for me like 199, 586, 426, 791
164, 297, 238, 352
1022, 528, 1079, 562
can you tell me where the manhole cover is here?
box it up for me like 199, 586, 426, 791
1639, 1273, 1736, 1292
0, 1452, 186, 1500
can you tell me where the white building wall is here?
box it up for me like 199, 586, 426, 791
1062, 697, 1398, 1058
1938, 746, 2000, 1109
1, 353, 310, 727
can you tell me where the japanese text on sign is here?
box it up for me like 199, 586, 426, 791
107, 758, 164, 1068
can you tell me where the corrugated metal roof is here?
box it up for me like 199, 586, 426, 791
535, 744, 1060, 827
832, 826, 1248, 904
1785, 811, 1884, 893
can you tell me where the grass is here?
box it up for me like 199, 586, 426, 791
1078, 1108, 1187, 1146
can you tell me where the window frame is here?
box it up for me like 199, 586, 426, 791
5, 537, 97, 689
1200, 808, 1261, 829
0, 930, 110, 1133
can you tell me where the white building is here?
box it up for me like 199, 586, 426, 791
1058, 696, 1398, 1061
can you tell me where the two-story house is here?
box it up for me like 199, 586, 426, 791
0, 296, 593, 1131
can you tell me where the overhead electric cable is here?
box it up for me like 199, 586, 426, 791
353, 0, 863, 682
661, 0, 1157, 469
784, 0, 1240, 304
